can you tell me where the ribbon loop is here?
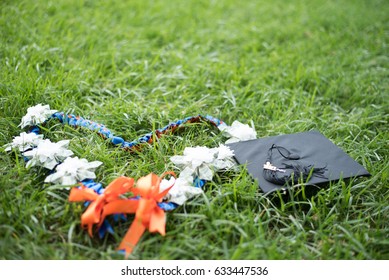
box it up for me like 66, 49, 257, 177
69, 172, 176, 257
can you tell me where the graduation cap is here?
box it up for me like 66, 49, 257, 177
227, 130, 370, 193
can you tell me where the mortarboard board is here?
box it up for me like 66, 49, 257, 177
227, 130, 370, 193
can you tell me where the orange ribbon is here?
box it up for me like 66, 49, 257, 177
69, 172, 175, 257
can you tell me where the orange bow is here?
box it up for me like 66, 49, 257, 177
69, 172, 175, 257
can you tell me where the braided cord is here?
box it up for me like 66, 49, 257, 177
50, 112, 225, 149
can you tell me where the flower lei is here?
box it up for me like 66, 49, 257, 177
5, 104, 257, 257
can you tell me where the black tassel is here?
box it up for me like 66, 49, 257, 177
263, 144, 327, 186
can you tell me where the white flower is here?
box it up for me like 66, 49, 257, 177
170, 146, 216, 180
170, 144, 236, 181
19, 104, 57, 128
216, 144, 235, 159
23, 139, 74, 170
44, 156, 103, 185
160, 176, 203, 205
212, 144, 236, 170
4, 132, 44, 152
166, 144, 236, 205
171, 146, 215, 169
221, 120, 257, 144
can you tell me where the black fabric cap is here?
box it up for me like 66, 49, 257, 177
227, 130, 370, 193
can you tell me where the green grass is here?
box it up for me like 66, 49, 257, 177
0, 0, 388, 260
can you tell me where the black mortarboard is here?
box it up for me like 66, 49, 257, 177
227, 130, 370, 193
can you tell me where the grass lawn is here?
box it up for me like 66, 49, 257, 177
0, 0, 388, 260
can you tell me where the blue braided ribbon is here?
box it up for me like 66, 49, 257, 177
50, 112, 225, 149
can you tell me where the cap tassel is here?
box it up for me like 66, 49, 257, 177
263, 144, 327, 186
